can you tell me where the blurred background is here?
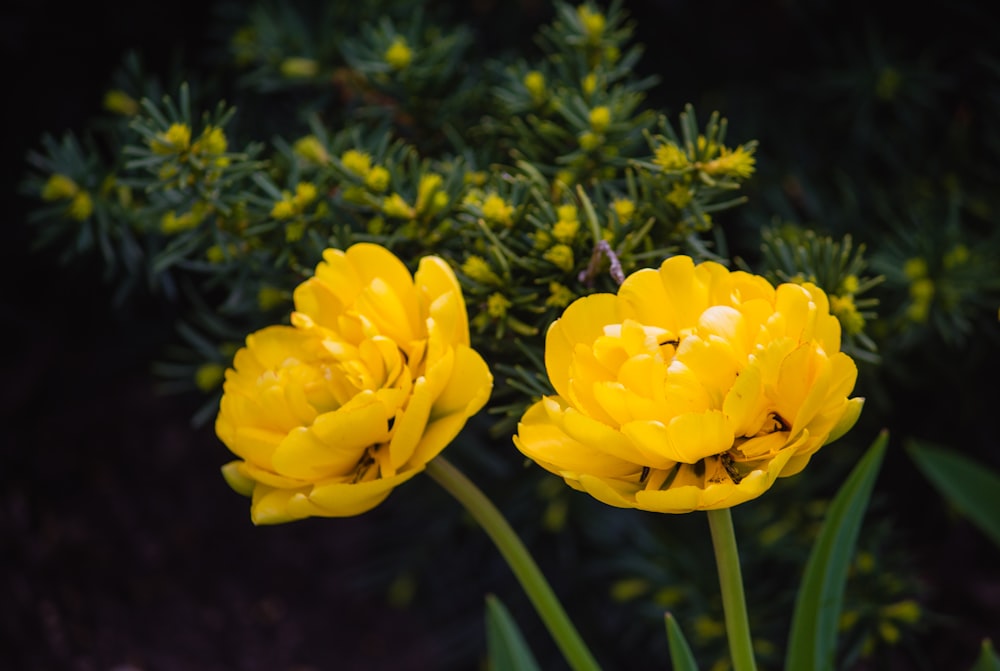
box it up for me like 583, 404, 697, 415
3, 1, 999, 669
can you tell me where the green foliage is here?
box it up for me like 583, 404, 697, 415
485, 594, 543, 671
785, 432, 888, 671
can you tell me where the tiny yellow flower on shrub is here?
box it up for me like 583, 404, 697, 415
703, 146, 756, 179
523, 70, 546, 103
589, 106, 611, 133
280, 57, 319, 79
294, 135, 330, 165
481, 193, 514, 226
582, 73, 598, 97
553, 218, 580, 243
666, 184, 693, 209
195, 363, 225, 392
513, 255, 864, 513
543, 244, 575, 272
293, 182, 318, 208
830, 294, 865, 336
903, 257, 928, 280
654, 143, 690, 171
487, 292, 512, 319
383, 192, 414, 219
68, 191, 94, 221
579, 131, 602, 152
195, 126, 228, 155
385, 37, 413, 70
216, 243, 494, 524
42, 173, 79, 201
103, 89, 139, 116
546, 282, 575, 308
612, 197, 636, 224
365, 165, 391, 193
577, 5, 606, 42
461, 255, 502, 285
151, 123, 192, 154
271, 197, 296, 220
341, 149, 372, 177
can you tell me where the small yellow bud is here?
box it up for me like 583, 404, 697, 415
881, 600, 921, 624
544, 243, 574, 272
341, 149, 372, 177
943, 244, 970, 268
365, 165, 391, 192
461, 255, 502, 285
279, 57, 319, 79
270, 197, 296, 220
68, 191, 93, 221
612, 197, 635, 224
196, 126, 228, 155
909, 277, 935, 302
577, 6, 606, 42
194, 363, 225, 392
103, 89, 139, 116
830, 294, 865, 336
367, 216, 386, 235
582, 72, 597, 97
293, 182, 318, 208
579, 131, 602, 152
589, 106, 611, 133
382, 193, 414, 219
486, 292, 512, 319
841, 274, 860, 294
557, 204, 578, 222
545, 282, 575, 308
416, 173, 444, 212
384, 37, 413, 70
703, 145, 756, 179
654, 143, 689, 171
481, 193, 514, 226
903, 257, 929, 280
666, 183, 693, 209
293, 135, 330, 164
552, 218, 580, 243
523, 70, 546, 103
285, 220, 306, 242
151, 123, 191, 154
42, 173, 79, 201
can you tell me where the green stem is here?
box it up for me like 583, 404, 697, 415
707, 507, 758, 671
426, 457, 601, 671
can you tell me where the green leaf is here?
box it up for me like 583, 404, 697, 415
665, 613, 699, 671
785, 431, 889, 671
970, 639, 1000, 671
907, 441, 1000, 550
485, 594, 541, 671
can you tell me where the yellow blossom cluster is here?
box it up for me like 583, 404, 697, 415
41, 173, 93, 221
271, 182, 319, 221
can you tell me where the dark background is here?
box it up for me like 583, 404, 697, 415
4, 1, 999, 669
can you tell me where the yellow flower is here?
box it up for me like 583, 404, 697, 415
294, 135, 330, 165
589, 106, 612, 133
546, 282, 576, 308
341, 149, 372, 177
461, 255, 502, 286
582, 73, 598, 97
41, 173, 79, 201
481, 193, 514, 226
384, 37, 413, 70
383, 193, 414, 219
544, 244, 575, 272
666, 184, 693, 209
195, 363, 225, 392
194, 126, 228, 155
523, 70, 546, 103
150, 123, 192, 154
579, 131, 602, 152
703, 145, 756, 179
365, 165, 391, 193
654, 143, 690, 171
68, 191, 94, 221
216, 244, 494, 524
487, 292, 512, 319
280, 57, 319, 79
103, 89, 139, 116
513, 255, 863, 513
830, 294, 865, 336
553, 218, 580, 243
577, 5, 606, 43
612, 198, 636, 224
